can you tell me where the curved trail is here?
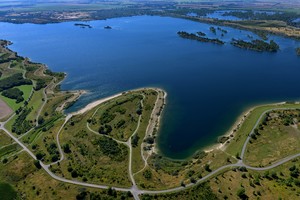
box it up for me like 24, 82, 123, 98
240, 107, 298, 159
1, 86, 300, 200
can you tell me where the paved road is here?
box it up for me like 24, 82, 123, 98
2, 89, 300, 200
241, 108, 298, 159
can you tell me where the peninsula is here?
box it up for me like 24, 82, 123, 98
1, 38, 300, 200
0, 1, 300, 199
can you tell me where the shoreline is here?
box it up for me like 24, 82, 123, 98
70, 84, 295, 160
71, 87, 165, 116
152, 90, 167, 155
68, 86, 167, 158
203, 101, 288, 153
3, 39, 298, 161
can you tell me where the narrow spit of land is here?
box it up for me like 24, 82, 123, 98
1, 40, 300, 200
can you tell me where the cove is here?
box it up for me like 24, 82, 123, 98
0, 15, 299, 159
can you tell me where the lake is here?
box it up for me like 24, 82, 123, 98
0, 15, 299, 159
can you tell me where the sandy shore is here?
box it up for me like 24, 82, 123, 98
151, 90, 167, 155
203, 101, 288, 153
71, 87, 160, 115
72, 92, 123, 115
69, 86, 290, 158
203, 108, 252, 153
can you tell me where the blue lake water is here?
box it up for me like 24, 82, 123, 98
205, 10, 243, 21
0, 16, 299, 159
204, 10, 281, 21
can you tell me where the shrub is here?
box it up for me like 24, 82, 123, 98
34, 160, 41, 169
1, 87, 24, 103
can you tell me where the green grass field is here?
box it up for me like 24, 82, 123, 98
225, 103, 300, 157
26, 89, 43, 122
0, 182, 18, 200
244, 110, 300, 167
0, 143, 21, 158
0, 85, 33, 111
88, 93, 141, 141
0, 130, 13, 147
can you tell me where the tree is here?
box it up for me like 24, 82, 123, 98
236, 152, 240, 159
63, 143, 71, 153
204, 164, 211, 172
143, 170, 152, 180
190, 177, 196, 184
237, 187, 246, 199
35, 152, 45, 160
51, 154, 59, 162
181, 181, 185, 187
131, 134, 139, 147
2, 158, 8, 164
71, 170, 78, 178
107, 187, 117, 197
144, 136, 154, 144
76, 191, 88, 200
38, 116, 45, 125
34, 160, 41, 169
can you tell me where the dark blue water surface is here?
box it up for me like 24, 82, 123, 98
0, 16, 299, 159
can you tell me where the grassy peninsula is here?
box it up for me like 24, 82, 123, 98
1, 39, 300, 199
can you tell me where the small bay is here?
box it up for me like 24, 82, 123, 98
0, 15, 299, 159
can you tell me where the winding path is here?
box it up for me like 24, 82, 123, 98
1, 87, 300, 200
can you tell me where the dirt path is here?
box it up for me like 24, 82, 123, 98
3, 87, 300, 200
0, 98, 13, 120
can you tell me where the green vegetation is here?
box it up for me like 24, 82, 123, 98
0, 151, 133, 200
0, 143, 21, 158
222, 10, 300, 26
34, 79, 46, 91
74, 23, 92, 28
1, 87, 24, 103
94, 137, 127, 161
244, 110, 300, 167
11, 107, 33, 135
210, 159, 300, 199
89, 94, 142, 141
0, 182, 18, 200
0, 7, 300, 196
209, 26, 216, 34
177, 31, 225, 45
0, 73, 32, 91
0, 130, 13, 147
25, 89, 43, 122
225, 103, 300, 157
141, 182, 217, 200
231, 39, 280, 52
196, 31, 206, 36
0, 85, 32, 111
217, 27, 228, 34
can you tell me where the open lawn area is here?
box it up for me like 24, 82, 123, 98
0, 85, 33, 111
225, 103, 300, 158
244, 109, 300, 167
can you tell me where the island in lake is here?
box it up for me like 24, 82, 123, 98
74, 23, 92, 28
231, 38, 280, 52
1, 1, 300, 200
177, 31, 225, 45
